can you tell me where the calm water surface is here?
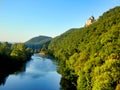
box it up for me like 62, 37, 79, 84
0, 54, 61, 90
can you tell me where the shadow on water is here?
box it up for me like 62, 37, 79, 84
0, 58, 28, 86
60, 77, 77, 90
0, 54, 61, 90
23, 54, 57, 79
0, 54, 75, 90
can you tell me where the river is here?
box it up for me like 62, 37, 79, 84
0, 54, 61, 90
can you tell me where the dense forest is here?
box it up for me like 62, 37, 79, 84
0, 42, 32, 60
48, 6, 120, 90
25, 35, 52, 52
0, 42, 32, 85
0, 42, 32, 70
0, 6, 120, 90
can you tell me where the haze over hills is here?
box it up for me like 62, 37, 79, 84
0, 5, 119, 90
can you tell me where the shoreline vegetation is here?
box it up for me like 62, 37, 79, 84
39, 51, 54, 59
0, 42, 33, 71
0, 6, 120, 90
0, 42, 33, 85
39, 51, 46, 56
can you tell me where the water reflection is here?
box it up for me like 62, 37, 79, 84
0, 54, 61, 90
0, 61, 26, 86
22, 54, 57, 79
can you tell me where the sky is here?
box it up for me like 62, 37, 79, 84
0, 0, 120, 42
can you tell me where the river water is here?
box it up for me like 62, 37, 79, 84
0, 54, 61, 90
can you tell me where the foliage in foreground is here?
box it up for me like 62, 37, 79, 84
0, 42, 32, 65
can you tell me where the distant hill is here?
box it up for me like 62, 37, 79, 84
48, 6, 120, 90
25, 36, 52, 50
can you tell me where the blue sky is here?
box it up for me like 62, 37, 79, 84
0, 0, 120, 42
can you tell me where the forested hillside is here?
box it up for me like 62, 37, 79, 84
48, 6, 120, 90
25, 36, 52, 52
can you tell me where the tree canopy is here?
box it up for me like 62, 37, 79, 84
0, 42, 32, 63
48, 6, 120, 90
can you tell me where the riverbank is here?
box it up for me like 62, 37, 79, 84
0, 54, 61, 90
